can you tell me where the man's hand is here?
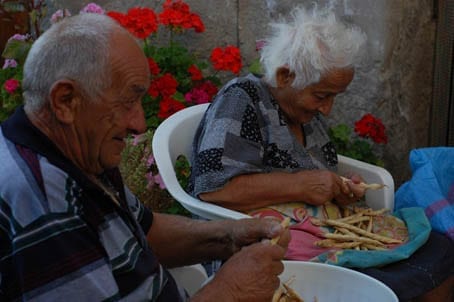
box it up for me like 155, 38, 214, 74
223, 218, 290, 256
193, 241, 286, 302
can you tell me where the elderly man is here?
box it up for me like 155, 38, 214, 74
0, 14, 289, 301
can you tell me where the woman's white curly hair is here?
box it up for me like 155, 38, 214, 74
260, 5, 367, 89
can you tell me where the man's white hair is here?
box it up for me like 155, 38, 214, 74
22, 13, 125, 113
260, 6, 367, 89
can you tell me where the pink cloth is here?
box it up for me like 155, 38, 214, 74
248, 203, 408, 262
287, 219, 338, 260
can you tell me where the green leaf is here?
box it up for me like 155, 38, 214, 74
174, 154, 191, 190
173, 91, 185, 102
1, 39, 32, 64
329, 124, 351, 142
248, 57, 263, 75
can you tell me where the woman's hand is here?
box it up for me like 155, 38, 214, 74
295, 170, 365, 206
335, 173, 367, 205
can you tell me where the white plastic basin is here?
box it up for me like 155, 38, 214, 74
279, 261, 398, 302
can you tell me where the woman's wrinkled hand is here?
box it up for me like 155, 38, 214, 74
295, 170, 366, 206
335, 173, 367, 206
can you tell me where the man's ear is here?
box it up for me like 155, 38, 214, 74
275, 66, 295, 88
49, 80, 79, 124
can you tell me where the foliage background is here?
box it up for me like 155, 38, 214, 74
0, 1, 388, 214
1, 0, 439, 190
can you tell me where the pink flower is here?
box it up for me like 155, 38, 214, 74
2, 59, 17, 69
131, 133, 147, 146
80, 3, 105, 14
255, 39, 266, 51
51, 9, 72, 24
145, 172, 166, 190
153, 173, 166, 189
146, 154, 155, 166
184, 88, 210, 104
4, 79, 20, 94
8, 34, 28, 42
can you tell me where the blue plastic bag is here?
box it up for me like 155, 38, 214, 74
395, 147, 454, 240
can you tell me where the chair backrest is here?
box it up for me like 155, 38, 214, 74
152, 104, 395, 221
152, 103, 249, 220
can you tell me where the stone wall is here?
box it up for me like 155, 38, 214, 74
45, 0, 437, 188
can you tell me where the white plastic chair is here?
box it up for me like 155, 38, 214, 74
168, 264, 208, 296
152, 103, 395, 221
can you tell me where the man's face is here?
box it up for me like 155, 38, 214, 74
75, 30, 150, 174
279, 68, 354, 124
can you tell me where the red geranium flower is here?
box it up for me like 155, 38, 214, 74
190, 14, 205, 33
106, 11, 127, 26
108, 7, 158, 39
354, 113, 388, 144
210, 45, 242, 74
148, 58, 161, 75
158, 97, 186, 119
148, 73, 179, 98
159, 0, 205, 33
188, 64, 203, 81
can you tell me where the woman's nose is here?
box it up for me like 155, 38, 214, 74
318, 98, 334, 116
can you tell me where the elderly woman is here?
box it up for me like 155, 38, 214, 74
189, 6, 453, 302
189, 7, 367, 212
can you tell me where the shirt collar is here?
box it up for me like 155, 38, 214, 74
1, 105, 124, 197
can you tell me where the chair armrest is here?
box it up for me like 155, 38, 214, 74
337, 155, 395, 210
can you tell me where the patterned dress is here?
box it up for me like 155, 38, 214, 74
189, 73, 338, 198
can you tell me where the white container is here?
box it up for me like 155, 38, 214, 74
279, 261, 398, 302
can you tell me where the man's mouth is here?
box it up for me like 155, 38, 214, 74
113, 137, 126, 145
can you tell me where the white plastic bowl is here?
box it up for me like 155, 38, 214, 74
279, 261, 398, 302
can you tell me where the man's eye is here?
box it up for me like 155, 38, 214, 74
124, 99, 136, 108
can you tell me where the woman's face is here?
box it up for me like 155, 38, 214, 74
276, 68, 354, 124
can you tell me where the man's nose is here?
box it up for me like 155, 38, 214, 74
127, 102, 147, 134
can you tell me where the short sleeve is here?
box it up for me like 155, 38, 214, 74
124, 186, 153, 233
190, 80, 267, 197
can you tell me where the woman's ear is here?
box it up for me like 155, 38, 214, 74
275, 66, 296, 88
49, 80, 79, 124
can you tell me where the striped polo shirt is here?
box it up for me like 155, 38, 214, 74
0, 106, 186, 301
